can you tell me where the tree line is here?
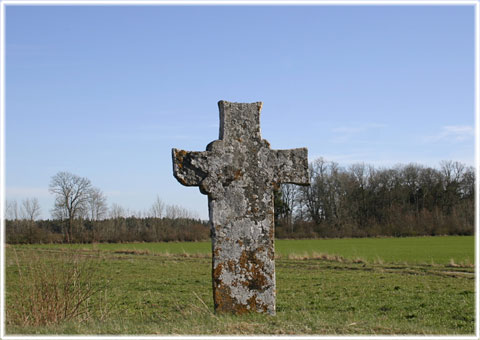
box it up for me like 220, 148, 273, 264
274, 159, 475, 238
6, 171, 208, 244
5, 159, 475, 244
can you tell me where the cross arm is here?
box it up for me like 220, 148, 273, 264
172, 148, 210, 187
271, 148, 310, 186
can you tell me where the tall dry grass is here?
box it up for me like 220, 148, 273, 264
6, 249, 109, 327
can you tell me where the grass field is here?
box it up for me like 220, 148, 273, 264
21, 235, 474, 265
6, 236, 475, 335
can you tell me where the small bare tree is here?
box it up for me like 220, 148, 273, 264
6, 199, 19, 221
87, 187, 108, 221
281, 184, 298, 233
149, 196, 165, 218
165, 204, 198, 219
440, 160, 467, 214
20, 198, 42, 243
49, 172, 92, 243
109, 203, 126, 219
20, 198, 41, 221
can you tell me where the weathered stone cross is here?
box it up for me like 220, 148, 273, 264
172, 101, 309, 315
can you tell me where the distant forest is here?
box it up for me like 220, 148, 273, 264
274, 159, 474, 239
5, 159, 475, 244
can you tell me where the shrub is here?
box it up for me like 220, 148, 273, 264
6, 249, 109, 327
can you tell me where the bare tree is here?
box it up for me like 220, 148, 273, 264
165, 204, 180, 219
459, 166, 475, 199
280, 184, 298, 232
149, 196, 165, 218
165, 204, 198, 219
87, 187, 108, 221
20, 198, 41, 221
109, 203, 127, 219
440, 160, 466, 214
135, 210, 146, 218
299, 158, 328, 224
5, 199, 19, 221
440, 160, 466, 184
19, 198, 41, 243
49, 171, 92, 243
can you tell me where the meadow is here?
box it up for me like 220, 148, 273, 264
5, 236, 475, 335
22, 235, 474, 264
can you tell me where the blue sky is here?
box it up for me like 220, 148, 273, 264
5, 4, 476, 220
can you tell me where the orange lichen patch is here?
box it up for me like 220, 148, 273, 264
268, 224, 274, 241
226, 259, 236, 272
174, 149, 188, 169
214, 283, 252, 315
216, 290, 266, 314
248, 269, 268, 291
247, 295, 257, 310
213, 262, 223, 280
268, 247, 275, 260
239, 250, 249, 269
238, 250, 269, 292
268, 211, 275, 240
237, 239, 243, 247
234, 169, 243, 180
214, 284, 236, 313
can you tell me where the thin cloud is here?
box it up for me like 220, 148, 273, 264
425, 125, 474, 143
331, 123, 387, 143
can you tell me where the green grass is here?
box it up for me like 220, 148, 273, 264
6, 236, 475, 335
22, 235, 474, 265
275, 236, 474, 265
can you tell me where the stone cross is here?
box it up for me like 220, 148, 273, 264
172, 101, 309, 315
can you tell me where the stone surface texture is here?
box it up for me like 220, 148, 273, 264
172, 101, 309, 315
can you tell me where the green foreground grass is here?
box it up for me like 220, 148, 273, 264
6, 236, 475, 335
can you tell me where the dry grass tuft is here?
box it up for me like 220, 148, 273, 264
112, 249, 210, 259
113, 249, 151, 255
179, 252, 210, 259
311, 251, 347, 263
287, 252, 349, 263
352, 257, 367, 264
446, 258, 473, 268
447, 258, 460, 267
7, 249, 109, 327
287, 252, 310, 260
